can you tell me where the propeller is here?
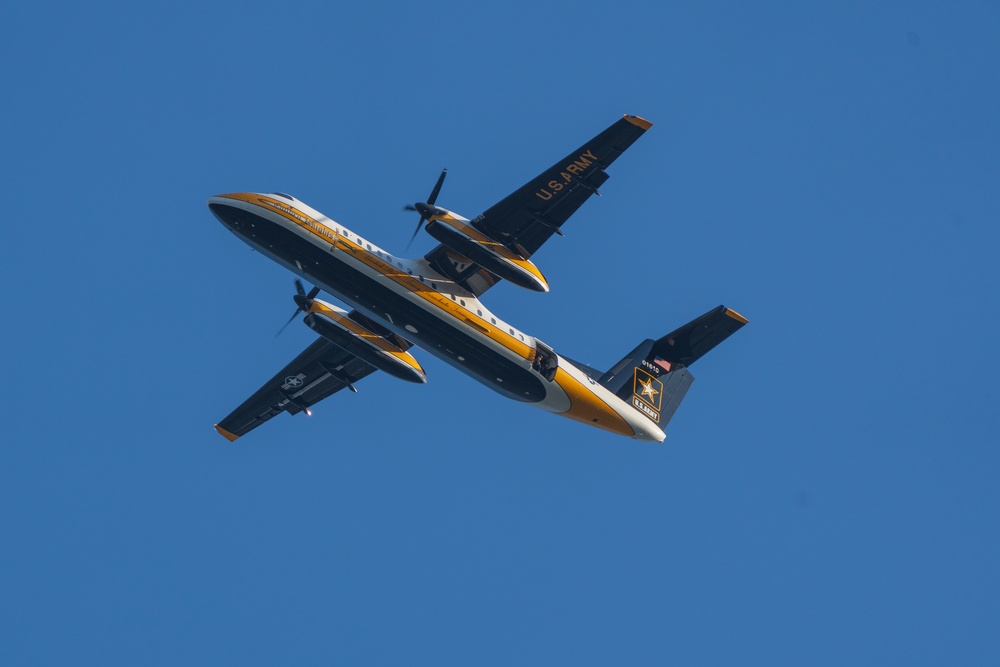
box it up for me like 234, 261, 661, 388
276, 279, 321, 337
405, 168, 447, 249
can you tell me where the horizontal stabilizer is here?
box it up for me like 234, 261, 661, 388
653, 306, 748, 367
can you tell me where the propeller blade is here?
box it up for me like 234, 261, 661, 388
276, 309, 300, 337
427, 168, 447, 205
404, 168, 447, 250
406, 219, 425, 250
278, 281, 320, 337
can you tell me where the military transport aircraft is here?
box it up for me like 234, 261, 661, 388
210, 115, 747, 443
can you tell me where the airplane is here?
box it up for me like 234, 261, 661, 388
209, 115, 747, 443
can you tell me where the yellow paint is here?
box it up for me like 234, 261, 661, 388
307, 301, 425, 373
533, 148, 602, 200
633, 368, 663, 410
724, 308, 749, 324
434, 216, 548, 287
331, 233, 535, 359
624, 114, 653, 130
217, 193, 339, 244
214, 424, 240, 442
554, 368, 635, 437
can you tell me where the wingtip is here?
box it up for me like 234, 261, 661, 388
214, 424, 240, 442
624, 114, 653, 130
723, 308, 749, 325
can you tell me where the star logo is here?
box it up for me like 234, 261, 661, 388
283, 374, 305, 389
632, 368, 664, 410
638, 377, 660, 403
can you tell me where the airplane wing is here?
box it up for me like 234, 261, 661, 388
214, 337, 378, 442
426, 114, 652, 293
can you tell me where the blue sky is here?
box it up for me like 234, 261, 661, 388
2, 1, 999, 664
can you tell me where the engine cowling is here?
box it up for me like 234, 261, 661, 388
303, 300, 427, 384
423, 208, 549, 292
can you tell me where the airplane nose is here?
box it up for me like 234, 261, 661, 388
208, 196, 244, 229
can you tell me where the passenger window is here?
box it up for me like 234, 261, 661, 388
491, 318, 496, 325
460, 300, 466, 306
477, 309, 482, 316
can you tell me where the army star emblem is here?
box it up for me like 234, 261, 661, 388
638, 377, 660, 403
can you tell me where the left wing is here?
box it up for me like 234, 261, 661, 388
426, 114, 652, 293
214, 337, 378, 442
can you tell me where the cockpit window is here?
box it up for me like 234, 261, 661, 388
270, 192, 293, 200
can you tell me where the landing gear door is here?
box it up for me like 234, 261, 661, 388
532, 340, 558, 382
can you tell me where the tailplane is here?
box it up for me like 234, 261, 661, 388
599, 306, 748, 429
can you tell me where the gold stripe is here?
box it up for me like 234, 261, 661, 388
436, 217, 548, 285
624, 114, 653, 130
214, 424, 240, 442
553, 368, 635, 436
724, 308, 749, 324
331, 232, 535, 359
230, 192, 535, 360
308, 302, 425, 372
310, 302, 402, 352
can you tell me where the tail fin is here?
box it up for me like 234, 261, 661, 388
599, 306, 748, 428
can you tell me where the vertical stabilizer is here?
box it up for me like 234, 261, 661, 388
599, 306, 747, 429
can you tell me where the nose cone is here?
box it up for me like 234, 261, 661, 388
208, 194, 248, 230
208, 194, 241, 210
403, 365, 428, 384
415, 202, 447, 219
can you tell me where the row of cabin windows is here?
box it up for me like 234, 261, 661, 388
444, 293, 523, 339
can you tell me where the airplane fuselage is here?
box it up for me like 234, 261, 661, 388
209, 192, 666, 442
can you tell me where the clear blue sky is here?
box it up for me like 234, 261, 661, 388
2, 1, 998, 664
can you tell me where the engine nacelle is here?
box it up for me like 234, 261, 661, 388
424, 209, 549, 292
303, 300, 427, 384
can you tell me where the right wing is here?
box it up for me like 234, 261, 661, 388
471, 114, 652, 257
214, 337, 378, 442
426, 115, 652, 294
